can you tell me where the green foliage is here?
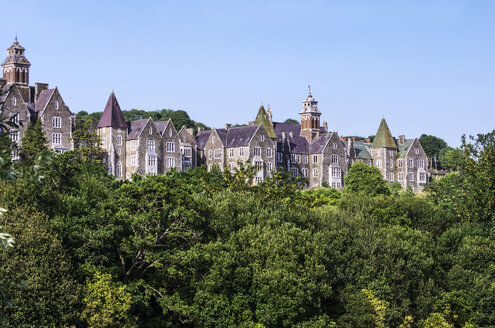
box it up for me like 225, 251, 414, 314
19, 119, 48, 165
439, 147, 466, 172
344, 161, 390, 196
283, 118, 299, 124
82, 271, 135, 328
419, 134, 448, 161
72, 117, 106, 160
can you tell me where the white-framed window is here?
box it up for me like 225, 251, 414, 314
55, 101, 59, 109
418, 160, 424, 168
129, 155, 136, 166
255, 176, 263, 183
166, 142, 175, 152
415, 148, 420, 155
208, 149, 212, 160
10, 149, 19, 160
387, 172, 394, 181
229, 148, 234, 158
214, 149, 222, 159
117, 148, 121, 155
240, 147, 245, 157
333, 143, 337, 149
303, 155, 308, 164
313, 168, 319, 177
13, 97, 16, 106
332, 182, 342, 189
376, 159, 382, 168
184, 148, 192, 157
51, 116, 61, 128
331, 168, 341, 178
116, 161, 122, 177
408, 173, 414, 181
52, 133, 61, 145
291, 167, 298, 177
266, 148, 272, 158
389, 150, 394, 157
9, 130, 19, 142
267, 162, 272, 172
331, 154, 338, 164
398, 172, 404, 181
130, 140, 136, 150
408, 159, 413, 168
276, 152, 282, 162
9, 113, 19, 125
301, 168, 308, 178
149, 127, 153, 135
260, 135, 264, 141
398, 159, 403, 168
117, 135, 122, 146
166, 157, 175, 168
168, 129, 172, 137
230, 162, 235, 172
313, 155, 318, 163
291, 154, 296, 163
147, 140, 155, 151
255, 161, 263, 171
419, 172, 426, 182
254, 147, 261, 157
148, 155, 156, 166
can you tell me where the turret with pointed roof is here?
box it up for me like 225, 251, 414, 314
299, 85, 321, 142
97, 92, 127, 129
255, 105, 276, 139
372, 118, 397, 149
2, 36, 30, 85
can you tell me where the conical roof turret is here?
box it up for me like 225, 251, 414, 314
255, 105, 277, 138
97, 92, 127, 129
372, 118, 397, 148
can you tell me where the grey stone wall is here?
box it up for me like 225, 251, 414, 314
161, 122, 182, 173
40, 89, 73, 152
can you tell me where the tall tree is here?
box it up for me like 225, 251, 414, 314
20, 119, 48, 164
72, 117, 105, 160
419, 134, 448, 169
344, 161, 390, 196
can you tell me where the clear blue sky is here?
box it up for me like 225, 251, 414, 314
2, 0, 494, 147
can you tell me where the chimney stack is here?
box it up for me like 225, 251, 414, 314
186, 128, 194, 136
323, 121, 328, 132
398, 135, 406, 145
197, 127, 204, 135
225, 123, 232, 129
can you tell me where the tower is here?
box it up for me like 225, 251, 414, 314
97, 92, 128, 178
371, 118, 397, 183
299, 85, 321, 142
2, 37, 30, 85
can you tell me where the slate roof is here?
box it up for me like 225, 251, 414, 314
353, 140, 373, 159
309, 132, 333, 153
398, 139, 415, 156
127, 119, 149, 140
224, 125, 259, 148
97, 92, 127, 129
289, 135, 309, 153
216, 128, 228, 145
154, 120, 169, 135
273, 122, 301, 139
196, 130, 211, 150
255, 106, 276, 138
372, 118, 397, 149
34, 88, 55, 113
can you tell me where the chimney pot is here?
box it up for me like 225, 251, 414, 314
225, 123, 232, 129
398, 135, 406, 145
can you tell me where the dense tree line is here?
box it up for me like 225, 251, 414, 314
1, 108, 495, 326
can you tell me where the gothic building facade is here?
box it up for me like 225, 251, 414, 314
1, 38, 429, 190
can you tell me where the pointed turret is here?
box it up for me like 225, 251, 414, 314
372, 118, 396, 149
299, 85, 321, 142
2, 36, 31, 85
255, 105, 277, 138
97, 92, 127, 129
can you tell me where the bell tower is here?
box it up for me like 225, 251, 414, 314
299, 85, 321, 142
2, 37, 30, 85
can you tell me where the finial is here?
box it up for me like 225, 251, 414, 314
111, 89, 114, 94
308, 84, 311, 95
15, 34, 17, 42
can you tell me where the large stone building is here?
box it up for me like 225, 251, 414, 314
0, 37, 74, 157
1, 38, 428, 190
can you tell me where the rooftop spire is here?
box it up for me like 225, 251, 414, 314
372, 118, 397, 149
96, 92, 127, 129
308, 84, 311, 96
255, 105, 276, 138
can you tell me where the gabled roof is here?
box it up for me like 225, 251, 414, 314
353, 141, 373, 159
372, 118, 397, 149
398, 139, 415, 156
34, 88, 55, 113
215, 128, 228, 145
196, 130, 211, 150
154, 120, 170, 135
255, 106, 276, 138
127, 119, 149, 140
289, 135, 309, 154
97, 92, 127, 129
309, 132, 334, 153
272, 122, 301, 139
225, 125, 259, 148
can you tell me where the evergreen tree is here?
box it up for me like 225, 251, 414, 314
20, 119, 48, 164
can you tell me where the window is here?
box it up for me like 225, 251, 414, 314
168, 129, 172, 137
387, 173, 394, 181
166, 157, 175, 168
208, 149, 212, 159
398, 159, 403, 168
166, 142, 175, 152
212, 136, 216, 143
408, 159, 413, 168
266, 148, 272, 158
149, 127, 153, 135
255, 161, 263, 171
55, 101, 59, 109
52, 133, 61, 145
230, 162, 235, 172
13, 97, 16, 106
389, 150, 394, 157
291, 154, 296, 163
9, 113, 19, 125
332, 182, 341, 189
313, 155, 318, 163
415, 148, 419, 155
117, 135, 122, 146
130, 140, 136, 150
148, 156, 156, 166
255, 176, 263, 183
229, 148, 234, 158
301, 168, 308, 178
10, 149, 19, 160
102, 138, 107, 148
313, 168, 319, 176
267, 162, 272, 172
214, 149, 222, 159
303, 155, 308, 164
117, 148, 121, 155
376, 159, 382, 168
276, 152, 282, 162
331, 168, 341, 178
184, 148, 192, 157
408, 173, 414, 181
260, 135, 264, 141
398, 172, 404, 181
333, 143, 337, 149
331, 154, 338, 164
116, 161, 122, 177
419, 172, 426, 182
9, 130, 19, 142
129, 155, 136, 166
51, 116, 61, 128
147, 140, 156, 151
239, 147, 245, 157
254, 147, 261, 157
418, 160, 424, 168
291, 167, 298, 177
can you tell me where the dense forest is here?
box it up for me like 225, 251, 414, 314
1, 113, 495, 327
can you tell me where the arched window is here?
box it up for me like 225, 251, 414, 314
116, 161, 122, 177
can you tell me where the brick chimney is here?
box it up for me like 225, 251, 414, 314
197, 127, 204, 135
398, 135, 406, 145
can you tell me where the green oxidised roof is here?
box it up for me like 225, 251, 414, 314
255, 105, 277, 139
372, 118, 397, 149
353, 141, 373, 159
398, 139, 415, 156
